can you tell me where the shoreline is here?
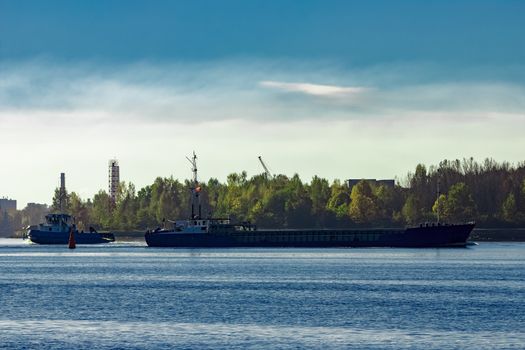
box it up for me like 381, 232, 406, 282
6, 228, 525, 242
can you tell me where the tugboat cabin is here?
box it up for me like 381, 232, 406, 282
40, 213, 74, 232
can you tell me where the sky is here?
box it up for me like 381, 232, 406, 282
1, 0, 524, 207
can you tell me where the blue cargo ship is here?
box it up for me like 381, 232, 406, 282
146, 219, 474, 248
145, 153, 475, 248
28, 213, 115, 244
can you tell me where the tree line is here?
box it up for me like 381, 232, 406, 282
1, 158, 524, 235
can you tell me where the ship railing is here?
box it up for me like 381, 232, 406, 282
235, 222, 257, 231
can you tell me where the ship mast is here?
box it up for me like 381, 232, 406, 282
186, 151, 201, 219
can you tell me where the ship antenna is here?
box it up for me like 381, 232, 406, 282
186, 151, 198, 184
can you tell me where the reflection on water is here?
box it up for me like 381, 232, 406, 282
0, 239, 524, 349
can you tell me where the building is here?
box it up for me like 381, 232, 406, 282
0, 197, 16, 237
347, 179, 395, 191
0, 197, 17, 214
108, 159, 120, 203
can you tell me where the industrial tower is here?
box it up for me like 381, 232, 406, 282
108, 159, 120, 203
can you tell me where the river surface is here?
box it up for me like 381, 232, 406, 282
0, 239, 524, 349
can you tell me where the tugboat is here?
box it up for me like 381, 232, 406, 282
27, 173, 115, 245
28, 213, 114, 244
145, 153, 475, 248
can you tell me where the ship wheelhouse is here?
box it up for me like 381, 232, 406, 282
171, 218, 233, 233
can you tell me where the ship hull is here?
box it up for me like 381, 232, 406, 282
28, 229, 115, 245
145, 223, 475, 248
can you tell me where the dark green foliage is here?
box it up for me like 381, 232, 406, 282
501, 193, 518, 222
432, 183, 477, 222
4, 158, 524, 237
349, 180, 379, 224
69, 192, 91, 230
402, 194, 423, 225
326, 180, 351, 221
51, 187, 70, 213
81, 157, 520, 229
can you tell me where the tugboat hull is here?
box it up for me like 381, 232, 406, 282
28, 229, 115, 245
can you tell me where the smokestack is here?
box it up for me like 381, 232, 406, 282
60, 173, 66, 192
59, 173, 66, 213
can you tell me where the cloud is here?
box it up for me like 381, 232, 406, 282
0, 59, 524, 126
259, 80, 370, 98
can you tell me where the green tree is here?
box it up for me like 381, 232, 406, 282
501, 193, 518, 223
309, 176, 331, 226
408, 163, 435, 218
113, 182, 139, 230
349, 180, 379, 224
283, 174, 313, 227
432, 194, 447, 222
69, 192, 91, 230
437, 182, 477, 222
92, 190, 113, 228
327, 180, 350, 220
402, 194, 422, 224
374, 184, 396, 222
51, 187, 70, 213
254, 189, 287, 228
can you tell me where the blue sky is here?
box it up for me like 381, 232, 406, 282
1, 0, 524, 206
2, 1, 524, 67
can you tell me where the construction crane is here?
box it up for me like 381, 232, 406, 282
258, 156, 273, 178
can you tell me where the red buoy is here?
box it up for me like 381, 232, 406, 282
68, 228, 76, 249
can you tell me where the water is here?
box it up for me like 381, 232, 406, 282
0, 239, 524, 349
